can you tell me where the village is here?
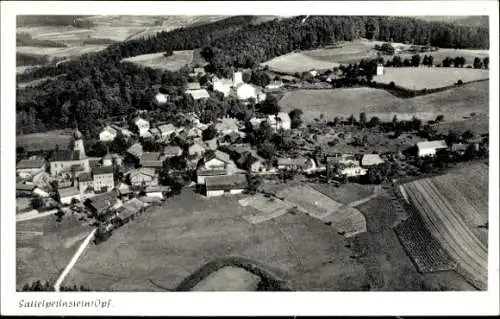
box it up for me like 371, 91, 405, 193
16, 63, 489, 245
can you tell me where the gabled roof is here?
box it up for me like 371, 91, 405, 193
133, 116, 149, 125
50, 150, 81, 162
417, 140, 447, 150
17, 158, 46, 169
86, 191, 118, 213
16, 183, 36, 191
158, 124, 176, 135
205, 174, 247, 190
59, 186, 80, 198
361, 154, 384, 166
185, 89, 210, 100
186, 82, 201, 90
145, 185, 171, 193
127, 143, 143, 158
277, 157, 308, 167
215, 118, 239, 132
141, 152, 162, 161
129, 167, 157, 178
163, 146, 182, 156
92, 166, 114, 175
205, 150, 232, 164
101, 126, 118, 135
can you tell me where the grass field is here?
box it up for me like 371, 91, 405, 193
262, 52, 341, 74
374, 67, 489, 90
17, 45, 108, 59
17, 129, 73, 152
122, 50, 194, 71
401, 163, 488, 290
279, 80, 489, 123
16, 214, 93, 290
311, 183, 374, 205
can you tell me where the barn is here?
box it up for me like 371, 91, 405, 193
204, 174, 248, 197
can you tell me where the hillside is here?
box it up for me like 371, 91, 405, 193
417, 16, 489, 28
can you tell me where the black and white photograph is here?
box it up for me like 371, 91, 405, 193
1, 0, 499, 316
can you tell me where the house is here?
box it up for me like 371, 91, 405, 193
267, 112, 291, 131
133, 117, 150, 137
203, 150, 235, 170
144, 186, 171, 200
163, 146, 183, 158
84, 191, 121, 218
153, 92, 169, 106
361, 154, 385, 167
376, 64, 384, 76
99, 126, 118, 143
277, 157, 314, 171
101, 153, 113, 167
158, 124, 177, 141
233, 83, 259, 101
140, 152, 165, 171
128, 167, 158, 187
237, 152, 268, 173
77, 172, 94, 193
126, 143, 144, 160
186, 89, 210, 100
233, 71, 244, 86
189, 67, 206, 78
33, 187, 50, 198
117, 182, 133, 199
92, 166, 115, 192
16, 157, 47, 179
281, 75, 298, 83
204, 174, 248, 197
116, 198, 146, 223
188, 142, 206, 158
218, 132, 241, 146
265, 80, 284, 91
212, 78, 233, 97
416, 140, 447, 157
149, 127, 162, 140
309, 70, 318, 77
215, 117, 239, 135
204, 138, 218, 151
89, 157, 102, 171
16, 183, 36, 197
111, 125, 134, 138
59, 186, 81, 205
186, 126, 203, 139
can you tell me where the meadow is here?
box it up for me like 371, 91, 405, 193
373, 67, 489, 90
261, 52, 340, 74
121, 50, 194, 71
16, 129, 73, 152
278, 80, 489, 123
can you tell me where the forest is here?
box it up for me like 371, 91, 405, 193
16, 15, 489, 136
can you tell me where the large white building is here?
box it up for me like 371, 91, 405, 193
212, 78, 233, 97
204, 174, 247, 197
99, 126, 118, 143
267, 112, 291, 131
416, 140, 448, 157
133, 117, 150, 137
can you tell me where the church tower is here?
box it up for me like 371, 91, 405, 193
72, 123, 86, 159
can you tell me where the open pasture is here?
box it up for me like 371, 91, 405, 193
261, 52, 340, 74
311, 183, 374, 205
122, 50, 194, 71
279, 80, 489, 123
17, 45, 108, 59
374, 67, 489, 90
401, 164, 488, 290
16, 215, 93, 290
239, 194, 294, 224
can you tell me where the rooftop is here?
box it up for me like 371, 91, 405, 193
59, 186, 80, 198
92, 166, 114, 175
205, 150, 233, 164
417, 140, 447, 150
78, 172, 93, 182
361, 154, 384, 166
16, 183, 36, 191
205, 174, 248, 190
50, 150, 82, 162
127, 143, 144, 158
17, 158, 46, 169
163, 146, 182, 155
129, 167, 157, 178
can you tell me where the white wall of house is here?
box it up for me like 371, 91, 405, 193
230, 189, 244, 194
99, 130, 117, 142
17, 167, 45, 179
206, 190, 225, 197
418, 148, 437, 157
135, 119, 150, 137
204, 158, 226, 169
146, 191, 163, 199
341, 167, 367, 177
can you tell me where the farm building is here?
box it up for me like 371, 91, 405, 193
204, 174, 248, 197
326, 154, 366, 178
117, 183, 133, 199
153, 92, 169, 106
233, 83, 266, 102
144, 185, 171, 199
212, 78, 233, 97
186, 88, 210, 100
232, 71, 244, 86
451, 143, 468, 155
417, 140, 448, 157
16, 157, 47, 179
277, 157, 314, 171
77, 172, 94, 193
215, 117, 239, 135
133, 117, 150, 137
361, 154, 384, 167
126, 143, 144, 161
186, 82, 201, 90
140, 152, 166, 171
267, 112, 291, 131
99, 126, 118, 142
59, 186, 81, 205
265, 80, 284, 91
163, 146, 183, 158
128, 167, 158, 187
92, 166, 115, 192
